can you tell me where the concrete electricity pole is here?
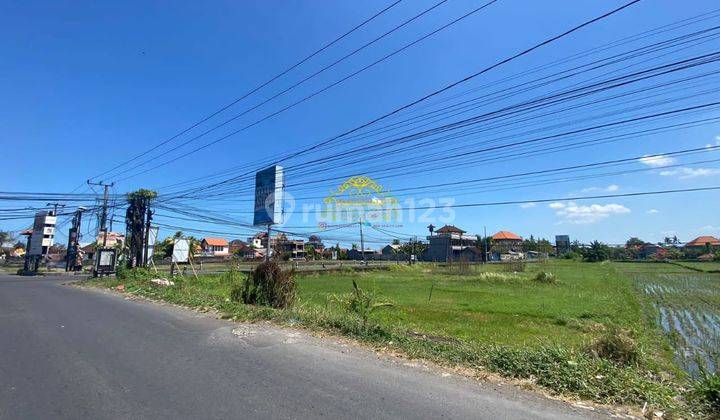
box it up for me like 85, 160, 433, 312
359, 219, 366, 264
87, 180, 114, 246
65, 207, 85, 271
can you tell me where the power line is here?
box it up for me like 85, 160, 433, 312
89, 0, 404, 181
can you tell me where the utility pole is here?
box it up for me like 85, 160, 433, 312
46, 202, 65, 215
142, 206, 153, 267
483, 226, 488, 264
359, 219, 366, 264
265, 225, 272, 262
65, 207, 85, 271
87, 180, 114, 246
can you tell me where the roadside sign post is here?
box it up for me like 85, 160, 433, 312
253, 166, 284, 262
25, 211, 57, 274
171, 238, 190, 277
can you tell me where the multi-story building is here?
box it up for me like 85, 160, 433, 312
425, 225, 478, 262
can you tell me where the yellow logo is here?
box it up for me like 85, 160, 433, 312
322, 176, 399, 222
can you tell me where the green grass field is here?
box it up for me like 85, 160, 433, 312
299, 261, 645, 349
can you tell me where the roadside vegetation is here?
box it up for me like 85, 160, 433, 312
89, 260, 720, 417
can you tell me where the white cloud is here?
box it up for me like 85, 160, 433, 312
705, 136, 720, 148
548, 202, 566, 209
659, 167, 720, 179
554, 203, 630, 224
519, 202, 536, 209
580, 184, 619, 193
646, 209, 660, 214
639, 155, 675, 167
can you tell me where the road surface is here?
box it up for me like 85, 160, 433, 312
0, 275, 611, 419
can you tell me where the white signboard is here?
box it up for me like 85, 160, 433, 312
147, 227, 159, 260
253, 165, 284, 226
172, 238, 190, 263
98, 249, 115, 266
28, 212, 57, 256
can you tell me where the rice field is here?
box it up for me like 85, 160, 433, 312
618, 263, 720, 377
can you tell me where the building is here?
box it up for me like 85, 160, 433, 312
307, 235, 324, 252
425, 225, 478, 262
97, 231, 125, 248
347, 248, 378, 261
249, 232, 266, 249
640, 243, 667, 259
458, 246, 483, 262
555, 235, 570, 255
229, 239, 247, 254
491, 231, 523, 250
240, 247, 264, 260
381, 244, 406, 261
277, 239, 306, 260
685, 236, 720, 250
200, 238, 230, 256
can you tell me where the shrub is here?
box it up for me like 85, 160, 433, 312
689, 371, 720, 416
387, 264, 412, 272
474, 272, 519, 282
229, 282, 244, 303
333, 279, 393, 329
587, 328, 641, 366
239, 261, 296, 309
220, 267, 244, 285
533, 271, 557, 284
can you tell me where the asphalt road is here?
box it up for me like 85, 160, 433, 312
0, 275, 611, 419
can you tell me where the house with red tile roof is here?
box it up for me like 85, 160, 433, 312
685, 235, 720, 250
491, 231, 524, 254
200, 237, 229, 256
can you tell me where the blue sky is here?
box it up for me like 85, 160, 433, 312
1, 0, 719, 246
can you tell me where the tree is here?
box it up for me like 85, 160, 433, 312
392, 239, 400, 245
0, 231, 15, 246
305, 244, 318, 260
125, 189, 157, 268
625, 237, 645, 247
582, 240, 611, 262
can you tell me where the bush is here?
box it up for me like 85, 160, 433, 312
331, 279, 393, 329
229, 282, 244, 303
689, 371, 720, 416
587, 328, 641, 366
533, 271, 557, 284
239, 261, 296, 309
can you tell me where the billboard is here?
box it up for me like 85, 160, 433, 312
28, 211, 57, 256
172, 238, 190, 263
96, 248, 117, 274
147, 227, 159, 260
253, 165, 284, 226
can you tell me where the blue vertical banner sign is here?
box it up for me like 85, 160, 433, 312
253, 165, 284, 226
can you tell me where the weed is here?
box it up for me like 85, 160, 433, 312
332, 279, 393, 329
533, 271, 557, 284
240, 261, 297, 309
689, 371, 720, 416
587, 327, 641, 366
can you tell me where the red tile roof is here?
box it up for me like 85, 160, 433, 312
436, 225, 466, 234
686, 236, 720, 247
492, 231, 523, 241
202, 237, 229, 247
